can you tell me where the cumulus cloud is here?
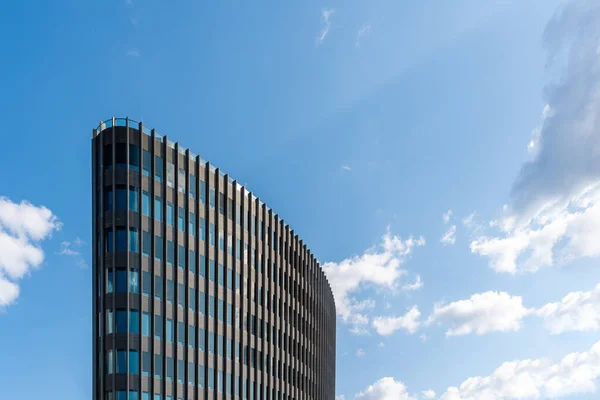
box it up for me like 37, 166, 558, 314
441, 225, 457, 246
471, 0, 600, 274
355, 377, 416, 400
372, 306, 421, 335
356, 23, 371, 47
426, 291, 532, 336
443, 209, 453, 224
356, 348, 365, 357
537, 283, 600, 334
402, 275, 424, 292
439, 340, 600, 399
316, 9, 335, 46
421, 390, 436, 399
322, 228, 424, 329
0, 197, 61, 308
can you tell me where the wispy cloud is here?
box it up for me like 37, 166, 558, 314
57, 237, 87, 269
443, 209, 453, 224
440, 225, 457, 246
356, 23, 371, 47
316, 9, 335, 46
127, 49, 140, 57
356, 348, 366, 357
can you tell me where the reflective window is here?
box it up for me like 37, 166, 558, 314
178, 321, 185, 345
104, 189, 113, 211
129, 144, 140, 171
189, 250, 196, 274
200, 181, 206, 204
142, 351, 150, 376
178, 283, 184, 307
166, 319, 173, 342
129, 187, 139, 211
142, 312, 150, 336
190, 177, 196, 199
188, 362, 195, 385
116, 350, 127, 373
115, 143, 127, 168
155, 236, 163, 261
116, 228, 127, 252
208, 367, 214, 390
103, 144, 112, 170
142, 191, 150, 216
155, 196, 162, 222
167, 202, 174, 226
154, 315, 162, 339
129, 270, 139, 293
177, 359, 184, 383
190, 214, 196, 237
209, 188, 215, 209
200, 255, 206, 278
189, 325, 195, 348
130, 309, 139, 333
116, 188, 127, 211
154, 354, 162, 378
209, 295, 214, 318
116, 309, 127, 333
106, 310, 114, 334
130, 392, 139, 400
130, 229, 139, 253
219, 230, 224, 251
142, 231, 151, 257
167, 356, 174, 380
116, 269, 127, 292
167, 279, 174, 303
209, 224, 215, 246
218, 299, 224, 322
189, 288, 196, 311
142, 150, 151, 176
167, 241, 174, 265
178, 169, 186, 193
219, 193, 225, 215
178, 207, 185, 231
178, 245, 185, 269
199, 364, 205, 388
208, 333, 214, 354
105, 230, 113, 253
106, 350, 114, 374
199, 328, 205, 351
218, 263, 224, 286
227, 268, 232, 290
130, 350, 139, 374
155, 156, 163, 182
209, 260, 215, 282
142, 271, 151, 296
167, 163, 175, 188
106, 270, 114, 293
155, 275, 162, 300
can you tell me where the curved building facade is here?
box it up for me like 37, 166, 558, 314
92, 117, 336, 400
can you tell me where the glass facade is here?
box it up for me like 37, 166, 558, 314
93, 119, 336, 400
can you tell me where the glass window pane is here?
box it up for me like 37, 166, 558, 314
142, 312, 150, 336
167, 203, 174, 226
130, 229, 139, 253
178, 169, 186, 193
155, 236, 163, 261
129, 350, 139, 374
129, 187, 139, 211
116, 188, 127, 210
142, 231, 151, 256
190, 177, 196, 199
142, 150, 151, 176
129, 144, 140, 171
116, 269, 127, 292
155, 156, 163, 182
142, 271, 151, 296
130, 310, 139, 334
155, 197, 162, 221
116, 310, 127, 333
116, 350, 127, 373
116, 228, 127, 252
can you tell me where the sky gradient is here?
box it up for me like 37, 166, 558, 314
1, 0, 600, 399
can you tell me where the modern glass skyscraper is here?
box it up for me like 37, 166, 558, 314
92, 117, 336, 400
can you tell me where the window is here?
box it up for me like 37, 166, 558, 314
190, 214, 196, 237
166, 319, 173, 342
115, 187, 127, 211
106, 270, 114, 293
199, 364, 205, 388
199, 328, 205, 351
154, 315, 163, 339
228, 199, 233, 220
155, 197, 162, 221
209, 224, 215, 246
227, 233, 232, 255
106, 350, 114, 374
106, 310, 114, 334
167, 241, 174, 265
208, 367, 214, 390
155, 275, 162, 300
177, 359, 184, 383
155, 236, 163, 261
200, 293, 205, 315
116, 350, 127, 373
190, 177, 196, 199
167, 279, 174, 303
209, 188, 215, 209
178, 245, 185, 269
189, 325, 195, 348
200, 255, 206, 278
115, 269, 127, 292
167, 163, 175, 188
209, 295, 214, 318
129, 187, 139, 211
219, 230, 224, 251
142, 312, 150, 336
209, 260, 215, 282
208, 333, 214, 354
167, 357, 174, 380
129, 144, 140, 171
219, 193, 225, 215
116, 228, 127, 252
236, 239, 241, 260
227, 268, 232, 290
142, 231, 151, 257
189, 288, 196, 311
178, 283, 184, 307
142, 351, 150, 376
103, 144, 112, 170
142, 150, 151, 176
167, 203, 174, 226
105, 230, 113, 253
188, 362, 195, 385
142, 191, 150, 216
218, 264, 224, 287
178, 321, 185, 345
129, 269, 139, 293
218, 299, 224, 322
178, 169, 186, 193
116, 310, 127, 333
178, 207, 185, 231
130, 350, 139, 374
130, 229, 139, 253
200, 181, 206, 204
154, 354, 162, 378
189, 250, 196, 274
227, 303, 232, 325
155, 156, 163, 182
142, 271, 151, 296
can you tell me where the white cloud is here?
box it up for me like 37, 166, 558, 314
426, 291, 532, 336
356, 348, 365, 357
443, 209, 453, 224
341, 165, 352, 171
127, 49, 140, 57
316, 9, 335, 46
372, 306, 421, 335
402, 275, 423, 292
356, 23, 371, 47
336, 396, 345, 400
355, 377, 416, 400
322, 228, 425, 327
471, 1, 600, 274
440, 225, 457, 246
421, 390, 436, 399
537, 283, 600, 334
57, 237, 88, 268
378, 342, 385, 348
439, 340, 600, 399
0, 197, 60, 309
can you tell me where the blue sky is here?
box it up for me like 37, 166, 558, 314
1, 0, 600, 399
